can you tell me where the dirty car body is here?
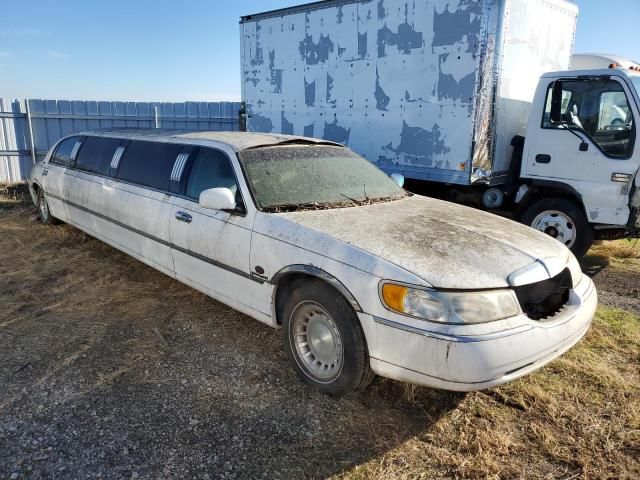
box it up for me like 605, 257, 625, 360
28, 130, 597, 394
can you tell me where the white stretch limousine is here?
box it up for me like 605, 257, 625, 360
29, 130, 597, 395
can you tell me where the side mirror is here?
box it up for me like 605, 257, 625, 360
199, 188, 236, 211
390, 173, 405, 187
550, 81, 564, 124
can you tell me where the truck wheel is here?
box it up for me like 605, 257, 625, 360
282, 279, 373, 397
37, 190, 60, 225
521, 198, 594, 257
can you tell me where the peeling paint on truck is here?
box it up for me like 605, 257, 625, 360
241, 0, 577, 185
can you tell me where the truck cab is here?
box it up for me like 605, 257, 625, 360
516, 66, 640, 256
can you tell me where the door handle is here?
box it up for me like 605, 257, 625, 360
175, 211, 192, 223
535, 154, 551, 164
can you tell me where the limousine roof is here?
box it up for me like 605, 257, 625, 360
76, 129, 344, 152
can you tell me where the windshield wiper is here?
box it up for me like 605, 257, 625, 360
340, 193, 365, 206
264, 197, 363, 213
264, 192, 408, 213
264, 202, 321, 212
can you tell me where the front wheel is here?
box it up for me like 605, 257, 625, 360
281, 279, 373, 396
521, 198, 594, 258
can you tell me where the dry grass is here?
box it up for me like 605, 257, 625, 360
1, 189, 639, 479
591, 239, 640, 260
0, 184, 31, 224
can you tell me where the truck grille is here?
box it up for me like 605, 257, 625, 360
514, 269, 572, 320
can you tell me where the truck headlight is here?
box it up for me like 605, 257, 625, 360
380, 283, 522, 324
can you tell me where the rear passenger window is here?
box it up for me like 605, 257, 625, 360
75, 137, 122, 176
185, 148, 239, 201
117, 141, 186, 191
51, 137, 82, 167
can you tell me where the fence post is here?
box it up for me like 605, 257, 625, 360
154, 106, 160, 128
239, 102, 247, 132
25, 99, 37, 165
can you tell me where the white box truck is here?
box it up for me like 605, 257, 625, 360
240, 0, 640, 256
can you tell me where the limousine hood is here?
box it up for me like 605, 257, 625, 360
278, 195, 570, 290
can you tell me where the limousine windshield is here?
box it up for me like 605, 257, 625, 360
239, 145, 407, 212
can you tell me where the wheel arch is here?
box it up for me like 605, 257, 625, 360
30, 181, 43, 206
517, 180, 587, 217
271, 265, 362, 325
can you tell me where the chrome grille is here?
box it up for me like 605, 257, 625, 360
514, 269, 572, 321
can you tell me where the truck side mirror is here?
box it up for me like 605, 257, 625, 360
550, 81, 564, 125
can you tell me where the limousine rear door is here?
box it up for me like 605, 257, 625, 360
62, 137, 189, 277
169, 146, 261, 316
101, 139, 191, 275
42, 136, 83, 221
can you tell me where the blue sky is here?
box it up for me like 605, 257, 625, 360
0, 0, 638, 101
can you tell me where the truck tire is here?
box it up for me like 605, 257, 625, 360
281, 278, 373, 397
521, 198, 594, 258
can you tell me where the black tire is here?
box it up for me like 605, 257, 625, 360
281, 278, 373, 396
521, 198, 594, 258
36, 189, 60, 225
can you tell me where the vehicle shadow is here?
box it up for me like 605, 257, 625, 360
580, 253, 609, 278
290, 384, 465, 478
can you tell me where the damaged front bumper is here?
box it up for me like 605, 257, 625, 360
363, 275, 597, 392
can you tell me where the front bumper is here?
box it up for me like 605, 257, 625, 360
363, 275, 597, 391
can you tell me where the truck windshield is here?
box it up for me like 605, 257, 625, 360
238, 145, 406, 212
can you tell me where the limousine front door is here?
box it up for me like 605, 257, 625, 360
167, 146, 265, 319
168, 198, 259, 317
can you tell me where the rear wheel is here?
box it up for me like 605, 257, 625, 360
521, 198, 594, 258
281, 279, 373, 396
37, 189, 59, 225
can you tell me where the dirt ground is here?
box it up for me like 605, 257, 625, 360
0, 187, 639, 479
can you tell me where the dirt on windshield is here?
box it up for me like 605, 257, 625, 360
262, 193, 410, 213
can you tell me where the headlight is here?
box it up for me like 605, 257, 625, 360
380, 283, 522, 324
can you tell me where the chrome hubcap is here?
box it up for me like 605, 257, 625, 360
531, 210, 576, 248
290, 302, 343, 383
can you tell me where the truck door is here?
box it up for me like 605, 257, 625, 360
522, 76, 639, 227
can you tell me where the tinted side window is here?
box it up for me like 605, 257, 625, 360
185, 148, 239, 201
117, 141, 186, 191
75, 137, 122, 176
51, 137, 81, 167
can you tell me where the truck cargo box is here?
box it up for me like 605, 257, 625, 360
240, 0, 578, 185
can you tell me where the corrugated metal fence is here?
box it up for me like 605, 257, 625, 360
0, 99, 241, 183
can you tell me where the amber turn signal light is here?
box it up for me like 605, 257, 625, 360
381, 284, 408, 312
